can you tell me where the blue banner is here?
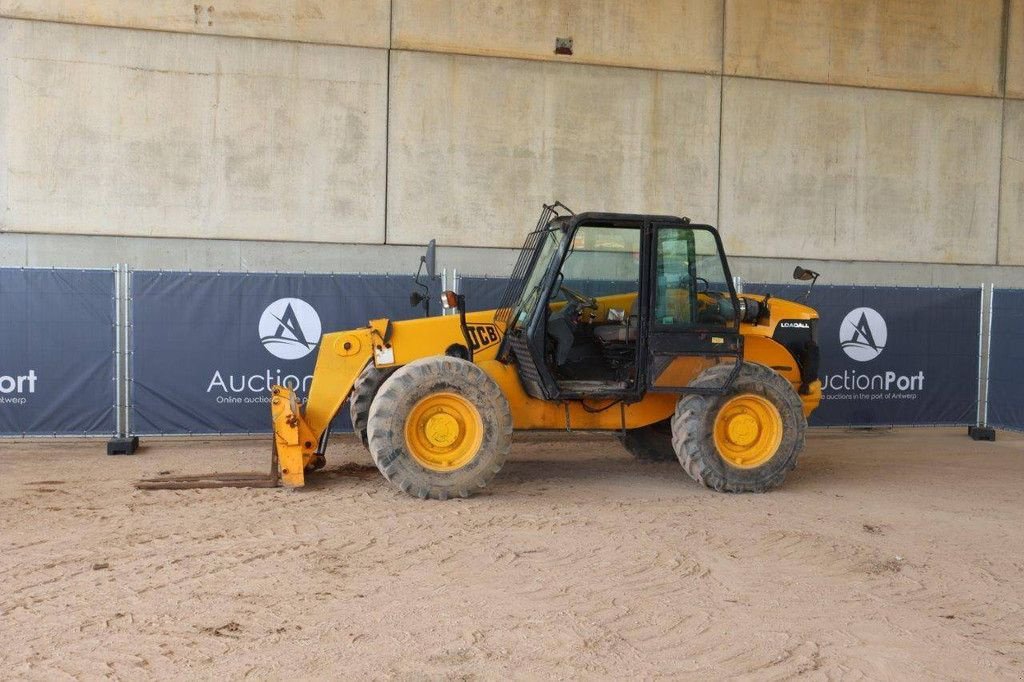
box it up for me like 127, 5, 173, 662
460, 276, 516, 312
988, 289, 1024, 432
0, 268, 116, 435
127, 272, 984, 435
748, 284, 981, 427
130, 272, 429, 435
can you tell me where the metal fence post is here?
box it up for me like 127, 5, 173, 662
978, 282, 987, 425
106, 263, 139, 454
113, 265, 123, 438
969, 283, 996, 441
126, 265, 135, 439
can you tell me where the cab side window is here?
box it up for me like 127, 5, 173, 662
655, 228, 735, 328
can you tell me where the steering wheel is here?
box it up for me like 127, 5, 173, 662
559, 285, 598, 310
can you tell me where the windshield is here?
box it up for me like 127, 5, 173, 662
509, 228, 562, 330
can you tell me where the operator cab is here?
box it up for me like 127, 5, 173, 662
545, 223, 639, 393
498, 205, 747, 402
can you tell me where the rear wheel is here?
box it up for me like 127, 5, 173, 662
619, 419, 676, 461
349, 362, 394, 448
671, 362, 805, 493
367, 357, 513, 500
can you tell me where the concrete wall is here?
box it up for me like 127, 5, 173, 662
724, 0, 1006, 97
1001, 101, 1024, 266
1, 1, 1023, 284
387, 51, 720, 247
1009, 0, 1024, 100
0, 0, 390, 47
392, 0, 722, 74
720, 78, 1002, 264
0, 18, 387, 243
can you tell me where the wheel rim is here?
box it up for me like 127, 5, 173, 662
404, 392, 484, 472
713, 394, 783, 469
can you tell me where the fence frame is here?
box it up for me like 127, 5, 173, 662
979, 286, 1024, 436
0, 268, 1017, 439
0, 266, 118, 438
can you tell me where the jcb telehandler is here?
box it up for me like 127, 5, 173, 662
270, 203, 822, 498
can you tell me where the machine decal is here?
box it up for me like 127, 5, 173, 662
466, 323, 502, 351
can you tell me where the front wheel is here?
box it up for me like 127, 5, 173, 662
671, 362, 806, 493
367, 357, 513, 500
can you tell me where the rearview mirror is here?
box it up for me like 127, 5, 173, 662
793, 266, 819, 281
424, 239, 436, 280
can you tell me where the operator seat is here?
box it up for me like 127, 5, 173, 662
592, 299, 639, 343
592, 286, 695, 343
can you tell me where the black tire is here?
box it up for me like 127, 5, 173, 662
367, 356, 513, 500
620, 419, 677, 461
349, 362, 395, 448
671, 362, 806, 493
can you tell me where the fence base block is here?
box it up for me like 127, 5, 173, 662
107, 436, 140, 455
967, 426, 996, 442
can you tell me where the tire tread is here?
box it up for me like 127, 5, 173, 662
367, 356, 513, 500
671, 362, 806, 493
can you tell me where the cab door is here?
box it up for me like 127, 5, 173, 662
643, 221, 743, 393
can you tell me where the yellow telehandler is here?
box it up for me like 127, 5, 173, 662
266, 203, 822, 498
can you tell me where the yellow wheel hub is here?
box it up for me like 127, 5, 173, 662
404, 392, 483, 472
713, 394, 783, 469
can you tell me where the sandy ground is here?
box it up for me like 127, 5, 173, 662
1, 429, 1023, 680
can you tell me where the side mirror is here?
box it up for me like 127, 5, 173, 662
410, 291, 425, 308
424, 239, 437, 280
793, 266, 821, 304
793, 266, 819, 281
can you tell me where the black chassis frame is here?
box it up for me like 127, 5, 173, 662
498, 211, 745, 403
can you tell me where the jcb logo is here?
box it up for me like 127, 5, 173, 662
466, 324, 501, 351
